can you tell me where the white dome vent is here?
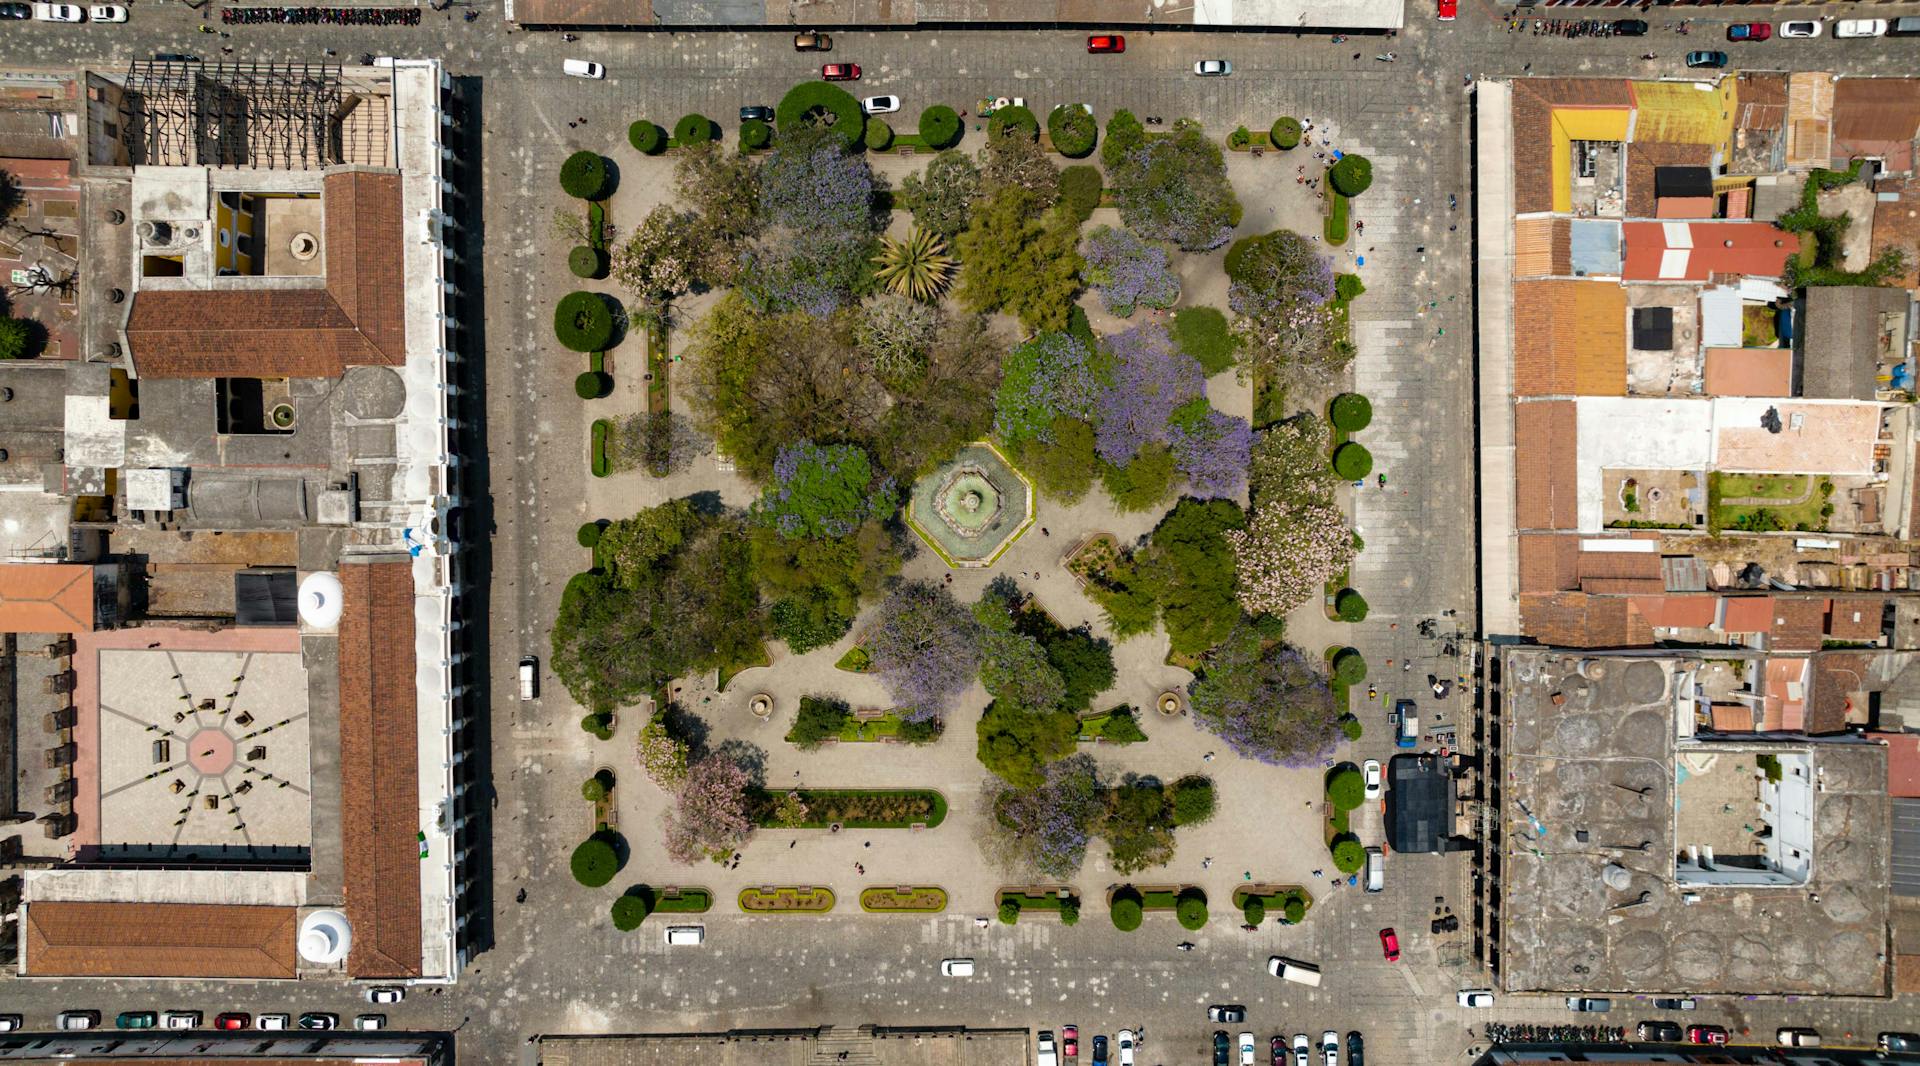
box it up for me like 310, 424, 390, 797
299, 909, 352, 965
298, 572, 344, 630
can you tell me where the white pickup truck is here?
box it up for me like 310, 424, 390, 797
1037, 1030, 1059, 1066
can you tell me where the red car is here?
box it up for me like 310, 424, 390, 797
1379, 927, 1400, 962
1087, 34, 1125, 53
821, 63, 860, 81
213, 1013, 250, 1031
1727, 22, 1771, 41
1063, 1025, 1078, 1058
1436, 0, 1456, 20
1687, 1025, 1729, 1046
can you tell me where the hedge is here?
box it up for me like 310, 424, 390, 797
918, 105, 962, 149
1110, 890, 1144, 931
575, 371, 609, 400
1334, 588, 1369, 623
740, 118, 772, 150
628, 120, 664, 154
747, 788, 947, 828
652, 887, 713, 913
1048, 105, 1097, 158
1332, 648, 1367, 685
1336, 272, 1366, 304
1339, 714, 1363, 742
590, 420, 612, 478
1243, 897, 1266, 925
988, 105, 1039, 142
577, 521, 604, 548
674, 113, 713, 146
1325, 191, 1350, 246
777, 81, 864, 147
560, 151, 611, 200
864, 118, 894, 152
1332, 442, 1373, 480
1330, 154, 1374, 197
1331, 836, 1366, 874
580, 709, 613, 738
1272, 117, 1302, 150
570, 837, 618, 887
1327, 766, 1365, 811
568, 245, 604, 279
1329, 393, 1373, 431
611, 892, 649, 930
556, 291, 618, 353
1060, 165, 1103, 223
999, 899, 1021, 924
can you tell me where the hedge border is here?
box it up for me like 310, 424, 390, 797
858, 886, 949, 913
748, 787, 948, 829
738, 886, 837, 913
590, 419, 612, 478
776, 81, 865, 147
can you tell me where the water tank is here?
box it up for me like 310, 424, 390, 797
1602, 863, 1632, 891
298, 571, 344, 629
298, 909, 352, 965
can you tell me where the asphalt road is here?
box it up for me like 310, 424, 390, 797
4, 4, 1920, 1065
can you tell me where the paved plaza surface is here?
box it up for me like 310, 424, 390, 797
6, 5, 1920, 1065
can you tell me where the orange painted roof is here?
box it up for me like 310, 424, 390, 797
1765, 657, 1809, 732
1621, 222, 1800, 282
0, 564, 94, 633
1632, 594, 1719, 629
1703, 347, 1794, 397
1719, 596, 1775, 634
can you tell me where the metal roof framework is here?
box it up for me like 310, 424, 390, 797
117, 60, 388, 170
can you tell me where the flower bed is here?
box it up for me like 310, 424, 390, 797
739, 886, 836, 913
746, 788, 947, 829
860, 886, 948, 913
996, 887, 1082, 924
1065, 532, 1120, 587
833, 645, 872, 673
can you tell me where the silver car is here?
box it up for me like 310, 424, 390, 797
1194, 59, 1233, 76
1321, 1031, 1339, 1066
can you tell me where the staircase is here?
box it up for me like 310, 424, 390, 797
806, 1026, 886, 1066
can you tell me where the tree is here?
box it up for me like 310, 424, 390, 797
1094, 322, 1206, 466
1170, 775, 1216, 826
550, 204, 614, 247
675, 140, 761, 247
1105, 777, 1175, 874
866, 581, 982, 722
1169, 399, 1253, 500
1228, 230, 1340, 383
1170, 306, 1238, 376
0, 317, 29, 361
770, 790, 810, 828
1331, 836, 1366, 874
610, 206, 711, 318
1283, 895, 1307, 924
1019, 416, 1100, 504
1335, 588, 1369, 622
1059, 896, 1081, 925
1083, 225, 1181, 318
898, 150, 979, 239
1243, 896, 1266, 925
872, 226, 954, 301
1048, 105, 1098, 158
1329, 154, 1374, 197
1188, 622, 1342, 767
979, 128, 1060, 208
981, 754, 1105, 878
753, 441, 896, 540
1102, 706, 1148, 744
1332, 648, 1367, 685
611, 892, 651, 930
1099, 443, 1179, 514
993, 331, 1101, 449
1327, 766, 1365, 811
1175, 891, 1208, 930
998, 899, 1021, 924
1142, 498, 1246, 656
663, 757, 753, 865
1110, 122, 1242, 251
869, 311, 1003, 478
1059, 165, 1103, 223
977, 699, 1080, 788
1111, 894, 1143, 931
1102, 110, 1146, 170
956, 187, 1083, 332
788, 695, 852, 749
636, 713, 690, 790
855, 294, 941, 385
571, 836, 619, 887
582, 768, 615, 802
760, 126, 877, 233
1228, 418, 1357, 617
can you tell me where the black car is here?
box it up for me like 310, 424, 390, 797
1212, 1031, 1230, 1066
1685, 51, 1729, 69
739, 105, 774, 122
1208, 1005, 1247, 1023
1637, 1021, 1683, 1042
1882, 1033, 1920, 1053
0, 4, 31, 19
153, 53, 202, 63
1611, 18, 1648, 36
1345, 1032, 1364, 1066
1091, 1035, 1109, 1066
297, 1013, 337, 1031
1653, 998, 1696, 1011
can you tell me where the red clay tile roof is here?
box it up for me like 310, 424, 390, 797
1513, 401, 1579, 531
23, 902, 297, 978
1736, 73, 1788, 129
1833, 78, 1920, 172
338, 556, 423, 979
1513, 218, 1572, 278
1632, 594, 1719, 629
1519, 592, 1652, 648
1871, 178, 1920, 290
1826, 595, 1887, 641
1720, 596, 1775, 634
1513, 281, 1627, 396
1872, 731, 1920, 797
1510, 79, 1635, 216
1770, 596, 1831, 652
1518, 533, 1581, 594
1710, 702, 1758, 732
1809, 651, 1872, 736
1626, 142, 1713, 221
125, 171, 405, 379
0, 563, 94, 633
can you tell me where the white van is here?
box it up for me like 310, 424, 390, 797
562, 59, 605, 79
940, 958, 974, 977
1036, 1031, 1059, 1066
664, 925, 704, 945
518, 656, 538, 701
1364, 846, 1384, 893
1266, 956, 1323, 987
1835, 18, 1887, 38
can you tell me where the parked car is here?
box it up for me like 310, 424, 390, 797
1653, 998, 1697, 1011
861, 95, 900, 115
1436, 0, 1455, 20
1684, 51, 1728, 68
1686, 1025, 1728, 1046
1611, 18, 1648, 36
939, 957, 972, 976
518, 655, 539, 700
1269, 1036, 1286, 1066
31, 3, 83, 19
1564, 997, 1611, 1012
792, 31, 830, 51
258, 1014, 290, 1030
1834, 18, 1887, 38
1378, 927, 1399, 962
1211, 1032, 1230, 1066
1457, 989, 1494, 1008
1193, 60, 1232, 76
561, 59, 604, 79
1727, 22, 1771, 41
1776, 1028, 1821, 1048
1320, 1031, 1338, 1066
1091, 1035, 1109, 1066
214, 1013, 250, 1031
821, 63, 860, 81
355, 1015, 386, 1031
1881, 1033, 1920, 1052
0, 4, 31, 18
739, 105, 773, 122
0, 1016, 20, 1032
298, 1013, 338, 1031
1779, 20, 1821, 38
1637, 1021, 1683, 1042
1363, 759, 1382, 799
1395, 699, 1419, 748
161, 1011, 200, 1029
1087, 34, 1125, 53
1891, 16, 1920, 37
367, 987, 404, 1004
1208, 1006, 1247, 1023
1290, 1034, 1309, 1066
1063, 1025, 1078, 1058
86, 3, 122, 18
1238, 1033, 1256, 1066
153, 52, 198, 62
1344, 1032, 1364, 1066
1116, 1029, 1135, 1066
57, 1011, 99, 1031
116, 1011, 157, 1029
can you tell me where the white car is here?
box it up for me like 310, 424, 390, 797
32, 3, 83, 19
1238, 1032, 1256, 1065
1194, 59, 1233, 76
56, 1011, 98, 1031
258, 1014, 290, 1030
0, 1016, 20, 1032
366, 987, 404, 1004
1321, 1031, 1339, 1066
939, 957, 973, 977
87, 3, 123, 18
1835, 18, 1887, 38
1290, 1033, 1309, 1066
1363, 759, 1382, 799
561, 58, 604, 79
354, 1014, 386, 1031
1779, 20, 1821, 38
861, 95, 900, 115
1457, 989, 1496, 1008
1116, 1029, 1135, 1066
162, 1011, 200, 1029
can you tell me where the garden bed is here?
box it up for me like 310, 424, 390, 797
627, 885, 712, 914
1707, 472, 1832, 534
1108, 884, 1207, 931
859, 886, 948, 913
1075, 706, 1146, 744
746, 788, 947, 829
590, 419, 612, 477
833, 645, 872, 673
1232, 884, 1314, 925
1065, 532, 1120, 587
997, 887, 1081, 919
715, 640, 770, 691
739, 886, 836, 913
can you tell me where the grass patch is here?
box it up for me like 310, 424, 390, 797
1076, 705, 1147, 744
837, 713, 902, 742
626, 886, 712, 914
1324, 191, 1350, 245
1708, 472, 1832, 533
1742, 306, 1780, 347
590, 419, 612, 478
715, 640, 770, 691
998, 889, 1080, 912
738, 886, 835, 913
833, 645, 872, 673
747, 788, 947, 829
859, 886, 948, 913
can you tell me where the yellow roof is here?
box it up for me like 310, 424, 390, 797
1630, 78, 1737, 148
1550, 107, 1632, 213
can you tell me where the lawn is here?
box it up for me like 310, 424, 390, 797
716, 640, 770, 691
1076, 707, 1146, 744
833, 712, 902, 742
1708, 472, 1832, 533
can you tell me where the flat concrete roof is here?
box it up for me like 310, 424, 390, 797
538, 1029, 1033, 1066
1497, 648, 1889, 997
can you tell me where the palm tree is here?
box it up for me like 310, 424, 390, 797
872, 226, 954, 302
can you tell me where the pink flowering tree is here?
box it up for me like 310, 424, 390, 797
1225, 416, 1356, 616
662, 757, 753, 865
635, 713, 689, 791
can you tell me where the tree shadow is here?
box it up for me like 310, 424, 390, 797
714, 738, 768, 788
592, 828, 631, 873
660, 701, 711, 759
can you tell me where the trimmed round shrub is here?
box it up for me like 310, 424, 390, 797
1060, 165, 1103, 223
1060, 897, 1080, 926
674, 113, 712, 145
577, 521, 604, 548
740, 118, 772, 150
1330, 153, 1374, 197
1332, 442, 1374, 480
568, 245, 604, 279
1327, 766, 1365, 811
1283, 896, 1306, 924
1329, 393, 1373, 431
1271, 117, 1302, 150
570, 837, 618, 887
1048, 105, 1097, 158
1110, 889, 1144, 931
580, 710, 614, 739
864, 118, 894, 152
1170, 775, 1216, 827
1339, 714, 1363, 742
555, 291, 617, 353
1227, 126, 1252, 150
574, 371, 609, 400
1242, 897, 1265, 926
1332, 647, 1367, 685
919, 105, 962, 149
611, 891, 650, 931
1331, 836, 1366, 874
559, 150, 610, 200
776, 81, 865, 147
988, 105, 1039, 142
1336, 272, 1366, 303
1175, 890, 1208, 931
628, 120, 664, 154
1335, 588, 1369, 623
998, 899, 1021, 925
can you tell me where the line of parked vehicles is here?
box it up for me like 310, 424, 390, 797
1, 3, 126, 20
0, 988, 405, 1034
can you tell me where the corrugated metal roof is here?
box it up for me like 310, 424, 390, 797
1892, 797, 1920, 897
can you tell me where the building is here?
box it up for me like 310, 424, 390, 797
0, 1033, 450, 1065
0, 59, 481, 985
536, 1027, 1034, 1066
506, 0, 1403, 32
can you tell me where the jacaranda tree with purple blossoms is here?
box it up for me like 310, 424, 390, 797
981, 753, 1106, 878
1168, 398, 1253, 499
993, 331, 1101, 449
1094, 322, 1205, 467
1082, 225, 1180, 317
742, 127, 881, 315
1226, 229, 1340, 382
1187, 620, 1340, 767
752, 440, 896, 540
866, 580, 982, 722
1110, 121, 1243, 252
